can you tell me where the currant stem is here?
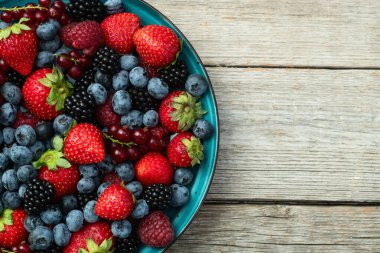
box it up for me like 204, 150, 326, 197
0, 5, 48, 11
103, 132, 136, 148
1, 248, 14, 253
53, 54, 80, 65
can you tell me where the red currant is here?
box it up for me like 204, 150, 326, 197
25, 3, 37, 14
67, 65, 83, 79
151, 126, 169, 140
39, 0, 51, 8
57, 54, 74, 69
60, 12, 71, 25
126, 146, 142, 161
108, 125, 119, 139
78, 56, 92, 68
111, 143, 129, 164
12, 7, 25, 20
52, 0, 66, 11
69, 50, 82, 59
132, 128, 151, 145
34, 10, 49, 24
139, 144, 149, 154
22, 12, 35, 24
48, 7, 62, 20
1, 11, 13, 23
0, 59, 9, 73
147, 136, 163, 151
0, 72, 7, 86
12, 241, 32, 253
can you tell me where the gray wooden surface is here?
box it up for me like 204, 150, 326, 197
141, 0, 380, 252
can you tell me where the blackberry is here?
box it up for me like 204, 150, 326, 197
74, 67, 96, 92
77, 192, 98, 210
7, 69, 26, 87
34, 244, 62, 253
93, 47, 120, 75
66, 0, 106, 22
116, 234, 140, 253
127, 86, 161, 113
159, 60, 189, 88
142, 184, 172, 210
24, 179, 55, 214
64, 90, 96, 123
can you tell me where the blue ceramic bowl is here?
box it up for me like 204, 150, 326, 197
0, 0, 220, 252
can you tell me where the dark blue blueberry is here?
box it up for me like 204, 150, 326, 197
131, 199, 149, 219
111, 220, 132, 239
193, 119, 214, 140
0, 22, 9, 29
24, 215, 44, 233
15, 125, 37, 146
28, 226, 53, 250
77, 178, 96, 194
2, 169, 19, 191
18, 184, 27, 199
83, 200, 99, 223
66, 210, 84, 232
96, 155, 114, 173
0, 103, 17, 126
3, 147, 11, 159
1, 82, 22, 105
185, 74, 209, 97
129, 67, 148, 88
30, 141, 46, 160
112, 90, 132, 116
115, 162, 134, 182
0, 201, 3, 213
3, 127, 15, 144
55, 45, 71, 55
174, 168, 194, 186
53, 114, 74, 136
97, 182, 111, 196
105, 0, 124, 13
35, 122, 54, 141
121, 110, 143, 130
0, 153, 9, 171
92, 175, 101, 187
10, 145, 33, 165
61, 195, 78, 214
112, 70, 130, 90
36, 19, 61, 41
126, 181, 143, 198
120, 54, 138, 71
143, 110, 159, 128
35, 51, 55, 68
147, 78, 169, 99
40, 206, 63, 225
2, 191, 22, 209
39, 35, 61, 52
170, 184, 190, 207
87, 83, 107, 105
0, 130, 3, 145
53, 223, 71, 247
94, 70, 111, 86
79, 164, 98, 178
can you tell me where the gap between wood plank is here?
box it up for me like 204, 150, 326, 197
205, 199, 380, 206
205, 64, 380, 70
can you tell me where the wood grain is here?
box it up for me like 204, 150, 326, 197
206, 67, 380, 202
168, 204, 380, 252
144, 0, 380, 68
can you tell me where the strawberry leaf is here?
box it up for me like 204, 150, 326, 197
0, 209, 13, 232
38, 78, 52, 88
18, 24, 31, 31
18, 17, 30, 24
56, 158, 71, 169
33, 150, 70, 171
86, 239, 98, 253
46, 73, 57, 82
52, 135, 64, 151
10, 25, 21, 35
0, 29, 11, 40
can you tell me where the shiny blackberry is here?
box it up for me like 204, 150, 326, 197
24, 179, 55, 214
116, 234, 140, 253
93, 47, 120, 75
34, 244, 62, 253
74, 67, 96, 92
64, 90, 96, 123
77, 192, 98, 210
127, 86, 160, 113
142, 184, 172, 210
7, 69, 26, 87
66, 0, 107, 22
159, 60, 189, 88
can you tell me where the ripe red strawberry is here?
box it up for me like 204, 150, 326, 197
64, 221, 115, 253
22, 66, 73, 120
101, 13, 140, 54
102, 172, 123, 185
64, 123, 105, 164
60, 21, 105, 51
159, 91, 206, 132
96, 93, 121, 127
0, 209, 28, 248
167, 132, 204, 167
133, 25, 180, 68
135, 152, 173, 186
138, 211, 174, 248
12, 112, 40, 128
0, 18, 37, 75
95, 184, 135, 220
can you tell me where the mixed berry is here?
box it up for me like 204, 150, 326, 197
0, 0, 214, 252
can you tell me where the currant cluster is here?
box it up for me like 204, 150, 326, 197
56, 50, 92, 79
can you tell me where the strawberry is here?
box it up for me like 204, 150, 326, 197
159, 91, 206, 132
60, 21, 104, 52
0, 209, 28, 248
95, 184, 135, 220
96, 93, 121, 127
135, 152, 173, 186
133, 25, 180, 68
22, 66, 73, 120
167, 132, 204, 167
12, 111, 40, 128
101, 13, 140, 54
138, 211, 174, 248
0, 18, 37, 75
63, 123, 105, 164
64, 221, 115, 253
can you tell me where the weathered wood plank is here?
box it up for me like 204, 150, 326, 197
144, 0, 380, 68
206, 67, 380, 202
168, 204, 380, 252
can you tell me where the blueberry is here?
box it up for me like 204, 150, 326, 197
39, 35, 61, 52
94, 70, 111, 86
173, 168, 193, 186
0, 130, 3, 145
112, 70, 129, 90
0, 103, 17, 126
24, 215, 44, 233
61, 195, 78, 214
2, 191, 22, 209
10, 145, 33, 165
87, 83, 107, 105
3, 147, 11, 159
106, 5, 124, 15
66, 210, 84, 232
115, 162, 134, 182
105, 0, 124, 9
121, 110, 143, 130
131, 199, 149, 219
77, 178, 96, 194
193, 119, 213, 140
0, 22, 9, 29
129, 67, 148, 88
83, 200, 99, 223
143, 110, 159, 128
96, 155, 114, 172
111, 220, 132, 238
120, 55, 138, 71
1, 82, 22, 105
15, 125, 36, 146
28, 226, 53, 250
185, 74, 209, 97
35, 122, 54, 141
147, 78, 169, 99
0, 154, 9, 171
44, 139, 53, 150
79, 164, 98, 178
17, 165, 37, 183
18, 184, 27, 199
3, 127, 15, 144
97, 182, 111, 196
36, 51, 55, 68
53, 114, 74, 136
40, 206, 63, 225
55, 45, 71, 55
0, 202, 3, 213
53, 223, 71, 247
36, 19, 61, 41
126, 181, 143, 198
2, 169, 19, 191
112, 90, 132, 116
170, 184, 190, 207
30, 141, 46, 160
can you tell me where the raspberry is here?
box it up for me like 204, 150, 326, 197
60, 21, 105, 50
96, 94, 121, 127
138, 211, 174, 248
12, 112, 40, 128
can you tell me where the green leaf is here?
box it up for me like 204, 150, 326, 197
55, 99, 65, 111
52, 135, 63, 151
18, 24, 31, 31
46, 73, 57, 82
78, 249, 89, 253
38, 78, 52, 88
18, 18, 30, 24
86, 239, 98, 253
0, 29, 11, 40
10, 25, 21, 34
0, 222, 4, 232
47, 89, 59, 106
56, 158, 71, 169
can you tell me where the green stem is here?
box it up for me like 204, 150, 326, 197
103, 133, 136, 148
53, 54, 80, 65
1, 248, 15, 253
0, 5, 48, 11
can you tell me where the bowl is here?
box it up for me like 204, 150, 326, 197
0, 0, 220, 252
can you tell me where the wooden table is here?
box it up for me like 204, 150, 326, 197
143, 1, 380, 252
